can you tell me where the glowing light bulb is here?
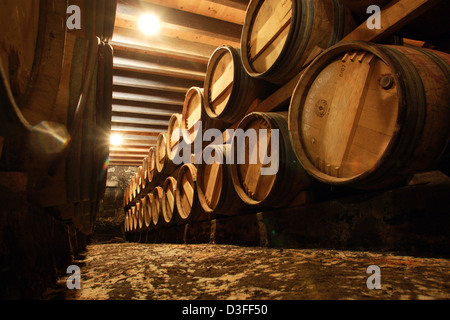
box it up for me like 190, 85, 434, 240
138, 14, 160, 35
110, 134, 123, 146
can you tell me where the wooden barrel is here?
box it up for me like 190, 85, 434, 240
175, 164, 205, 222
289, 41, 450, 189
0, 0, 66, 129
240, 0, 355, 85
156, 132, 178, 175
123, 186, 128, 208
162, 177, 180, 226
204, 46, 272, 124
166, 113, 184, 161
147, 147, 157, 184
229, 112, 311, 207
130, 175, 137, 201
197, 144, 245, 215
136, 201, 143, 231
151, 187, 164, 229
131, 205, 137, 232
143, 193, 154, 231
140, 195, 150, 231
181, 87, 205, 146
135, 168, 142, 196
141, 157, 148, 190
124, 209, 130, 233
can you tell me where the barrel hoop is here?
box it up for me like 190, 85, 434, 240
328, 0, 345, 47
273, 0, 312, 83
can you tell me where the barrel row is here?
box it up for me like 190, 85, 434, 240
124, 0, 450, 234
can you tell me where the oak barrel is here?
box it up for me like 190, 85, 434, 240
136, 201, 143, 231
131, 205, 137, 232
240, 0, 355, 85
147, 147, 157, 185
141, 157, 148, 190
166, 113, 184, 161
151, 186, 164, 229
162, 177, 180, 226
230, 112, 311, 207
142, 194, 152, 231
135, 167, 142, 196
156, 132, 178, 175
181, 87, 205, 145
204, 46, 272, 123
0, 0, 66, 129
197, 144, 245, 215
175, 164, 205, 222
289, 41, 450, 189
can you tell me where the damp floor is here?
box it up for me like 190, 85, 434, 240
44, 242, 450, 300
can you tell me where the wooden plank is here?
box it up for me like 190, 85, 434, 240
112, 116, 170, 127
112, 28, 216, 61
210, 59, 234, 103
141, 0, 247, 25
318, 53, 376, 170
111, 42, 209, 64
249, 46, 324, 114
112, 91, 183, 106
113, 75, 191, 93
114, 15, 241, 48
206, 0, 249, 12
204, 162, 221, 206
116, 0, 243, 41
342, 0, 441, 42
249, 0, 292, 62
113, 56, 206, 81
112, 104, 181, 116
182, 175, 194, 208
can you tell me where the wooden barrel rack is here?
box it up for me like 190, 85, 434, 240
123, 0, 449, 256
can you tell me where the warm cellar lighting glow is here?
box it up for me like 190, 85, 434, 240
138, 14, 160, 35
110, 134, 123, 146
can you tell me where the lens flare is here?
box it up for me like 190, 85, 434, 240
110, 134, 123, 146
138, 14, 160, 35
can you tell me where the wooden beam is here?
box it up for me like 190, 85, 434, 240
111, 42, 209, 64
113, 73, 197, 94
114, 15, 241, 48
342, 0, 442, 42
113, 55, 206, 81
112, 91, 183, 106
116, 0, 243, 41
206, 0, 249, 11
111, 126, 163, 135
141, 0, 247, 25
112, 116, 170, 126
112, 28, 216, 61
112, 104, 180, 116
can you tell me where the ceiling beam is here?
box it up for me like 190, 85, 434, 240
113, 72, 200, 94
140, 0, 247, 25
112, 26, 217, 61
205, 0, 250, 11
112, 104, 181, 116
116, 0, 243, 41
112, 115, 170, 126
